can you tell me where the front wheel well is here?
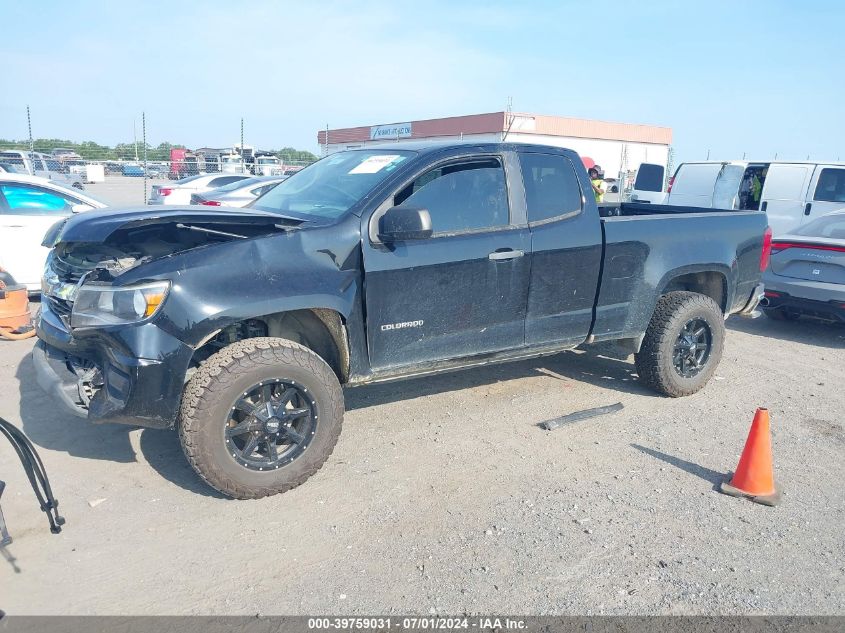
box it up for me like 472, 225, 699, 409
189, 309, 349, 383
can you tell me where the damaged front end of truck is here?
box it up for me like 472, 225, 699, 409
33, 207, 308, 427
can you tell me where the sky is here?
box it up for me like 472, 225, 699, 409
2, 0, 843, 164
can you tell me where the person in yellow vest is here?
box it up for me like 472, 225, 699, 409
751, 166, 767, 209
589, 168, 605, 203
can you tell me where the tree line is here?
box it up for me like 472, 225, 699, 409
0, 138, 319, 163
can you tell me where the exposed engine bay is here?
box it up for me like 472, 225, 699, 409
51, 217, 298, 282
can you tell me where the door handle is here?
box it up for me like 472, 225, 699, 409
761, 201, 767, 212
804, 202, 812, 216
488, 249, 524, 261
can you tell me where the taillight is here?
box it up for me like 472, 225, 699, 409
759, 226, 773, 271
764, 290, 781, 298
159, 187, 173, 197
667, 176, 675, 193
771, 241, 845, 254
201, 200, 221, 206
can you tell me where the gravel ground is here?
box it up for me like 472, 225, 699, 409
1, 312, 844, 615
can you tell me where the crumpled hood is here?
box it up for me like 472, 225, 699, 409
46, 205, 296, 245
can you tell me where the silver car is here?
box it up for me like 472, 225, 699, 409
148, 173, 252, 205
189, 175, 287, 207
761, 210, 845, 322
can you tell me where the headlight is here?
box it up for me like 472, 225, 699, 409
70, 281, 170, 328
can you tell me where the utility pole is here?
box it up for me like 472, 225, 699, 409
706, 149, 710, 160
666, 146, 675, 191
142, 112, 148, 204
133, 120, 139, 161
240, 117, 245, 174
26, 105, 33, 154
502, 96, 515, 142
324, 124, 329, 156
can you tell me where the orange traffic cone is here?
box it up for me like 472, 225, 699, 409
720, 408, 781, 506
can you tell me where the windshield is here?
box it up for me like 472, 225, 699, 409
250, 150, 414, 219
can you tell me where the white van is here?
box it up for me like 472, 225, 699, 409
665, 161, 845, 235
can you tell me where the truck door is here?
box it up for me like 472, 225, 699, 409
805, 166, 845, 218
362, 153, 530, 371
760, 164, 814, 235
519, 151, 603, 346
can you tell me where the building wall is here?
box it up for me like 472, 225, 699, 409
324, 132, 502, 155
325, 132, 669, 178
505, 133, 670, 177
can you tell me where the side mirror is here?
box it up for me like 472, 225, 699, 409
71, 203, 92, 214
378, 206, 432, 242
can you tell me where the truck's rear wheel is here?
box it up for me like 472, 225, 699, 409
178, 337, 344, 499
634, 291, 725, 397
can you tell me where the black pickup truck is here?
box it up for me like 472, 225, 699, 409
34, 143, 769, 498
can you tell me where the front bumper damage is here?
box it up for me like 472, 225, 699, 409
33, 299, 192, 429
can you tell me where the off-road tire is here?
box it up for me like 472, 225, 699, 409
178, 337, 344, 499
634, 291, 725, 397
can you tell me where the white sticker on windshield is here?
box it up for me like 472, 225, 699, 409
349, 155, 403, 174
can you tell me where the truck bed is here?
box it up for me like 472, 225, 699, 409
591, 208, 768, 343
598, 201, 739, 217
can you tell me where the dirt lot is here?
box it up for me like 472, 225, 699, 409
1, 312, 844, 615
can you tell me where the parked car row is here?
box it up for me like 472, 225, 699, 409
0, 150, 85, 189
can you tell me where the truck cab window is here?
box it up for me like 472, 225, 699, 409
518, 153, 582, 223
393, 159, 509, 234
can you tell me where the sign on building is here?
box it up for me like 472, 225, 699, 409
370, 123, 413, 140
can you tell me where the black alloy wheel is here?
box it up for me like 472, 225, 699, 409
225, 379, 317, 471
672, 318, 712, 378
